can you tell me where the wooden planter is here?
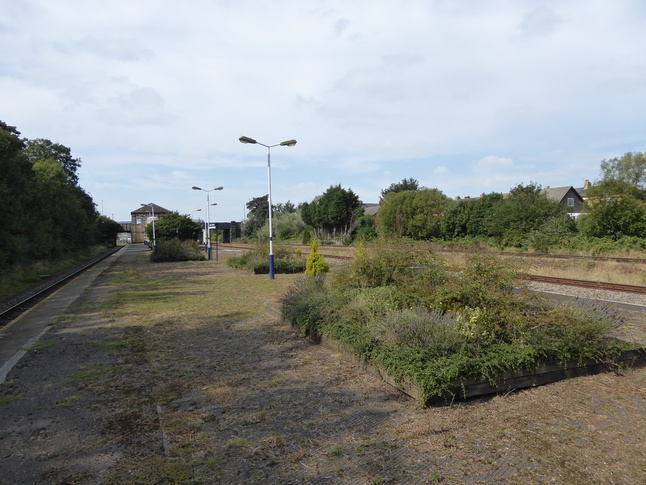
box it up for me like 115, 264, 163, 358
296, 323, 646, 405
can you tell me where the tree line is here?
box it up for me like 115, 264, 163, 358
0, 120, 122, 271
242, 152, 646, 250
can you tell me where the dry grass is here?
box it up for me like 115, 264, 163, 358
1, 245, 644, 484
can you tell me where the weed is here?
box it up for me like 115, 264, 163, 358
227, 436, 251, 447
66, 364, 118, 384
92, 338, 142, 350
25, 340, 55, 351
328, 445, 343, 456
0, 394, 20, 406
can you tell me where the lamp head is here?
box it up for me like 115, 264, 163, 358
192, 186, 202, 191
239, 136, 257, 144
280, 139, 297, 147
214, 186, 224, 191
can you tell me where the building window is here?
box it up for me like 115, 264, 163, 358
567, 198, 575, 207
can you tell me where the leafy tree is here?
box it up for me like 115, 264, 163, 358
354, 214, 378, 241
380, 177, 420, 199
244, 194, 269, 239
440, 193, 506, 240
0, 121, 30, 267
578, 180, 646, 239
26, 158, 96, 258
467, 193, 504, 237
440, 199, 469, 239
275, 201, 297, 213
484, 183, 567, 246
147, 212, 202, 242
96, 216, 124, 246
377, 188, 452, 239
24, 138, 82, 185
577, 153, 646, 239
257, 211, 305, 241
300, 185, 364, 241
600, 151, 645, 191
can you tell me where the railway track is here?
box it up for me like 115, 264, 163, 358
0, 246, 123, 327
222, 244, 646, 295
517, 274, 646, 295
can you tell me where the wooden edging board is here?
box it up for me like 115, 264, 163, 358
292, 322, 646, 406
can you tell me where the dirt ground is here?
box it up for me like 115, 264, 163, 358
0, 245, 644, 484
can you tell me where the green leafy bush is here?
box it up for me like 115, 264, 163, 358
305, 238, 329, 276
227, 242, 305, 274
281, 239, 636, 405
150, 240, 206, 262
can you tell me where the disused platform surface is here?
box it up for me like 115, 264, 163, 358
0, 244, 644, 484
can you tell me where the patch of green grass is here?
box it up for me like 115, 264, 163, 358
0, 394, 20, 406
92, 338, 141, 350
227, 436, 252, 447
25, 340, 55, 351
67, 364, 119, 384
328, 445, 343, 456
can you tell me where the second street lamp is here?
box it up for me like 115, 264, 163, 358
191, 186, 223, 260
239, 136, 297, 279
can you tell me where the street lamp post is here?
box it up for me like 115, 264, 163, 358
239, 136, 297, 279
140, 203, 156, 248
192, 186, 223, 260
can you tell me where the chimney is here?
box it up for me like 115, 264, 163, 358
584, 180, 591, 189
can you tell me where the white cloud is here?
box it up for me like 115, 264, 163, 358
474, 156, 514, 171
1, 0, 645, 221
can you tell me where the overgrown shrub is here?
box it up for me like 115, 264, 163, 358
227, 242, 305, 274
150, 240, 206, 262
281, 276, 331, 337
281, 239, 636, 405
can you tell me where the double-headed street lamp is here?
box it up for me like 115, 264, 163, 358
140, 203, 156, 247
239, 136, 297, 279
192, 186, 223, 260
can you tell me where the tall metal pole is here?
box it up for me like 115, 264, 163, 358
267, 147, 274, 279
239, 136, 296, 280
192, 186, 223, 261
206, 192, 211, 260
151, 204, 156, 247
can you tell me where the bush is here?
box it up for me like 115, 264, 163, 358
305, 238, 329, 276
150, 240, 206, 262
227, 243, 305, 274
281, 239, 635, 404
281, 276, 330, 337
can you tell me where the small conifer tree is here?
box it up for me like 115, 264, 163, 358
305, 238, 330, 276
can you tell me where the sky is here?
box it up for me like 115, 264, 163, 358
2, 0, 645, 223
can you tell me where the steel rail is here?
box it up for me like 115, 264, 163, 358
0, 246, 123, 327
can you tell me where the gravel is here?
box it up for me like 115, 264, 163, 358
527, 281, 646, 307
